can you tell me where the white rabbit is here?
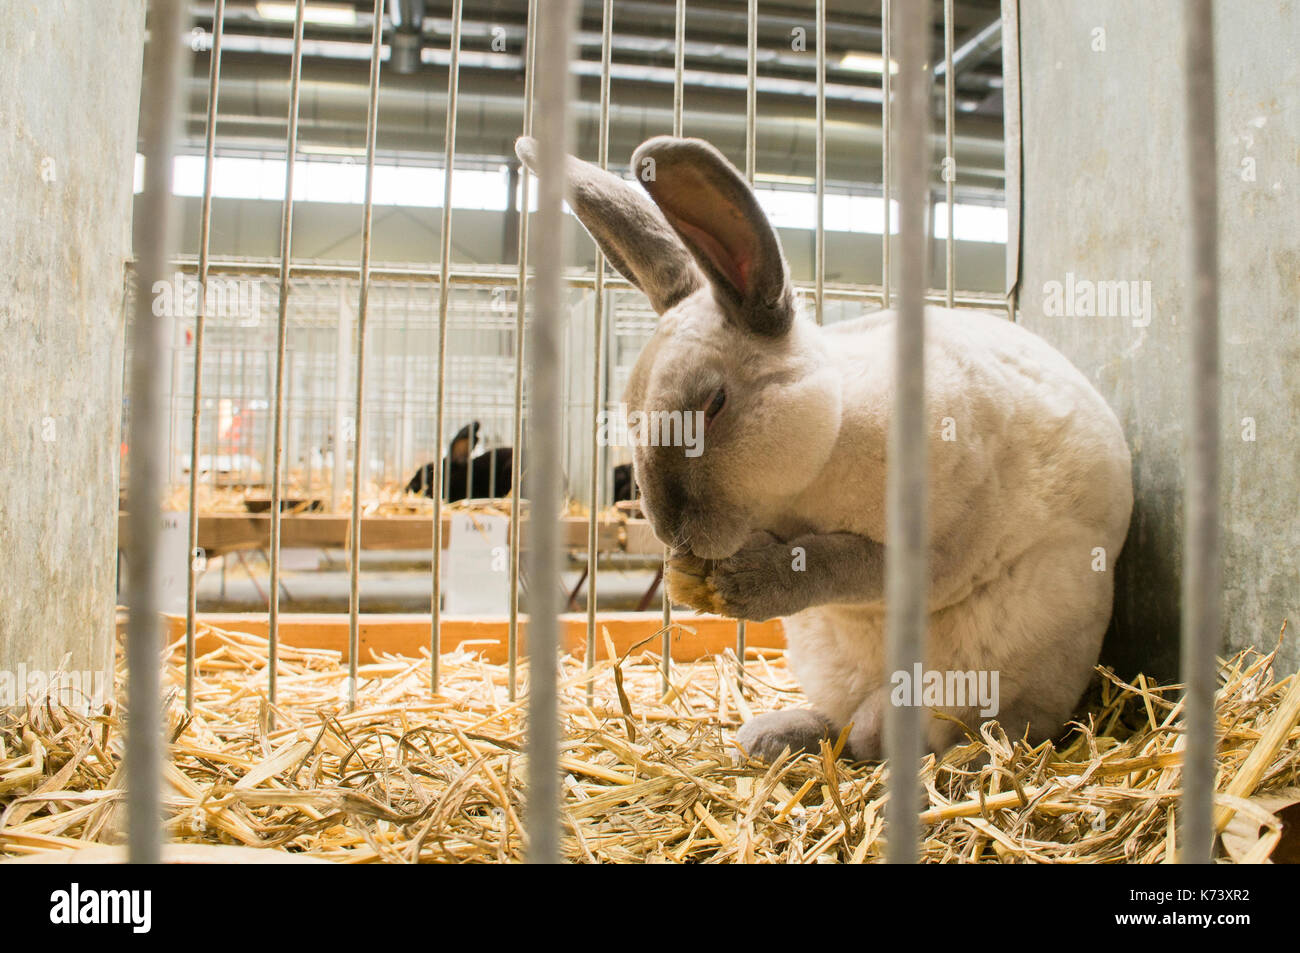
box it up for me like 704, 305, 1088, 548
515, 135, 1133, 762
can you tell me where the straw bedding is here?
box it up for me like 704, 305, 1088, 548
2, 622, 1298, 863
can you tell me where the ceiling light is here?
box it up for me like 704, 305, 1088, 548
839, 52, 898, 74
754, 172, 816, 186
256, 2, 359, 26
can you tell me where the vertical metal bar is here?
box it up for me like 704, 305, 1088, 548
943, 0, 955, 309
399, 288, 411, 485
168, 337, 180, 512
586, 0, 613, 705
267, 0, 306, 710
346, 0, 386, 708
881, 0, 891, 307
815, 0, 825, 326
487, 400, 497, 495
184, 0, 226, 714
1180, 0, 1221, 866
885, 0, 930, 866
332, 282, 349, 511
663, 0, 685, 694
304, 357, 315, 498
467, 334, 476, 501
509, 0, 539, 703
126, 0, 188, 867
746, 0, 756, 183
430, 0, 463, 693
738, 0, 758, 677
527, 0, 579, 867
672, 0, 685, 138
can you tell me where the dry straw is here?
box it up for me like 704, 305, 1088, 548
2, 622, 1298, 863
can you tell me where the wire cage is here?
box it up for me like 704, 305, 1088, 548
102, 0, 1227, 865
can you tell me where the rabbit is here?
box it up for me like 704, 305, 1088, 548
514, 134, 1133, 763
613, 462, 638, 503
406, 422, 515, 502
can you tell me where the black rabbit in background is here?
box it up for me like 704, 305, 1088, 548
612, 462, 637, 503
406, 422, 513, 502
407, 422, 639, 505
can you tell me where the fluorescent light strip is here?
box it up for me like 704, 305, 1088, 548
839, 52, 899, 75
256, 2, 358, 26
137, 154, 1007, 243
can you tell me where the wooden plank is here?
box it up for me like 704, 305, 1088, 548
622, 519, 662, 555
122, 513, 634, 557
162, 612, 785, 665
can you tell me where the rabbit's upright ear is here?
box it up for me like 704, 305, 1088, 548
515, 137, 704, 315
632, 137, 793, 337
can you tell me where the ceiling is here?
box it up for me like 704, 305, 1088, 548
179, 1, 1008, 197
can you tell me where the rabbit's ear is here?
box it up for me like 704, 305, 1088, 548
515, 137, 704, 315
632, 137, 793, 337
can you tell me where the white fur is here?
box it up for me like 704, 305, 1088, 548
776, 305, 1132, 751
516, 133, 1134, 753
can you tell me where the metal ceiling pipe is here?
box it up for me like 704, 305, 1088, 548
391, 0, 424, 74
176, 56, 1009, 189
933, 16, 1003, 78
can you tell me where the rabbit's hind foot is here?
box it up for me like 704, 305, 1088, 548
733, 709, 833, 764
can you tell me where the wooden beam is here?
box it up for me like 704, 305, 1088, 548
161, 612, 785, 665
120, 513, 656, 557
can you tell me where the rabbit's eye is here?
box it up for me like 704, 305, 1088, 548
705, 387, 726, 423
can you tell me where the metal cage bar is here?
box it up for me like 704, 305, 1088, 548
737, 0, 758, 680
345, 0, 387, 707
266, 0, 307, 711
880, 0, 892, 308
943, 0, 955, 308
526, 0, 579, 867
673, 0, 685, 139
815, 0, 825, 326
509, 0, 539, 703
430, 0, 464, 693
183, 0, 226, 714
746, 0, 757, 184
884, 0, 931, 866
585, 0, 614, 705
1179, 0, 1221, 866
126, 0, 188, 867
662, 0, 687, 694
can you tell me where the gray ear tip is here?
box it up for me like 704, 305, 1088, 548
632, 136, 734, 176
631, 135, 684, 164
514, 136, 539, 171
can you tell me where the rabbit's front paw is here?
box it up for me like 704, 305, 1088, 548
666, 536, 805, 620
735, 709, 832, 763
708, 540, 806, 621
665, 551, 718, 614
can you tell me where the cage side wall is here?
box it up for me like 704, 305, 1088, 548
1017, 0, 1299, 678
0, 0, 147, 683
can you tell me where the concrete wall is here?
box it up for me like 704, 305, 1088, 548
0, 1, 147, 700
1016, 1, 1299, 678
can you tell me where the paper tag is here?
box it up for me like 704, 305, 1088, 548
442, 512, 510, 615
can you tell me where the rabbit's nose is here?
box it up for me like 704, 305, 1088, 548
650, 478, 690, 536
